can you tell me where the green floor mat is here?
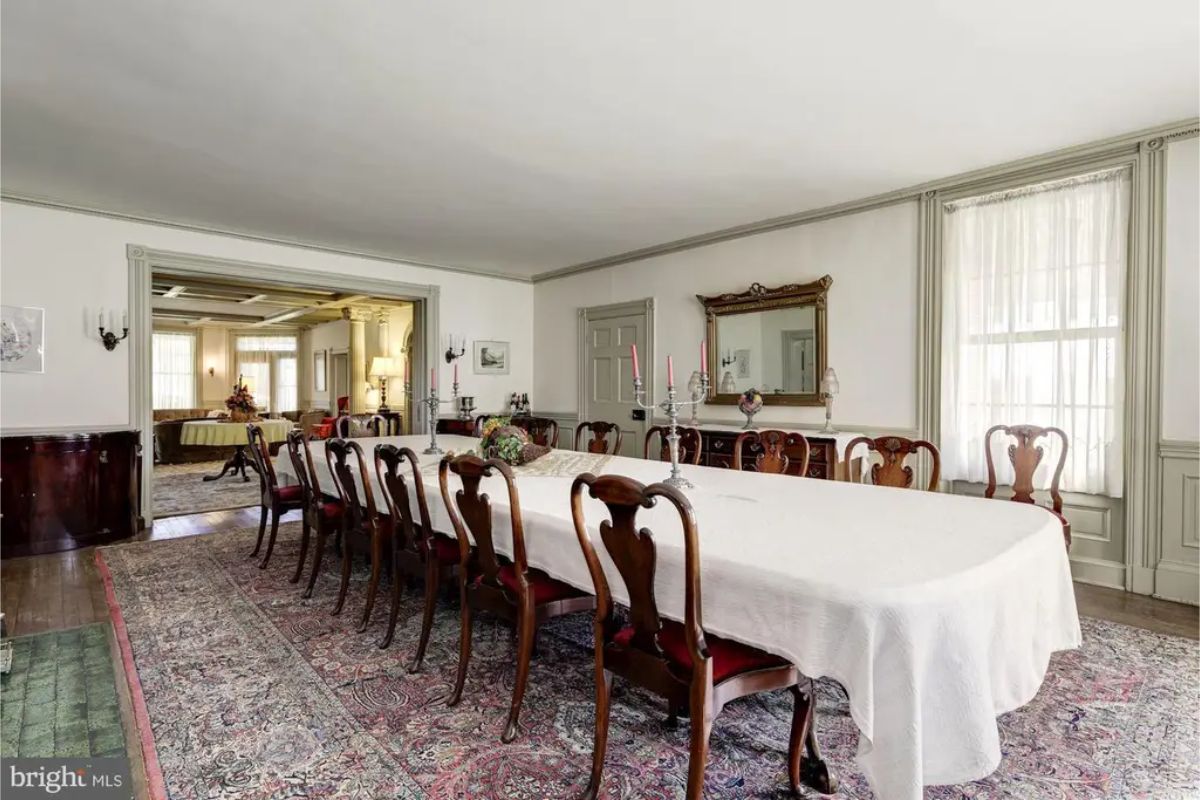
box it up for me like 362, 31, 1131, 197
0, 624, 126, 758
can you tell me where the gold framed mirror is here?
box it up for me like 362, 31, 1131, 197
697, 275, 831, 406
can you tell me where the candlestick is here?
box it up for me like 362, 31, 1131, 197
419, 387, 454, 455
632, 363, 707, 491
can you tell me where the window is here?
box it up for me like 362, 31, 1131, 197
940, 168, 1130, 497
235, 334, 298, 413
152, 331, 197, 409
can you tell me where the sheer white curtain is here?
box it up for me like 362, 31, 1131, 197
235, 334, 298, 414
941, 168, 1130, 497
152, 331, 197, 409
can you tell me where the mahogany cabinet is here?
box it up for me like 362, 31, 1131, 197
1, 429, 141, 558
698, 427, 840, 480
437, 417, 480, 437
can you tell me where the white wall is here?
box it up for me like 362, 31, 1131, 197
305, 319, 350, 414
534, 201, 921, 431
1162, 137, 1199, 443
0, 202, 534, 430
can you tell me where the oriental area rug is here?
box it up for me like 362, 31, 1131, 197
97, 523, 1199, 799
152, 461, 261, 519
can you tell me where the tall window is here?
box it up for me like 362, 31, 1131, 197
941, 168, 1130, 497
235, 334, 298, 413
152, 331, 197, 409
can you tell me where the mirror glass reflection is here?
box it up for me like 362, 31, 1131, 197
714, 304, 818, 396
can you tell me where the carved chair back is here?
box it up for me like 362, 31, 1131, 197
374, 444, 435, 558
284, 429, 321, 510
246, 424, 280, 500
575, 421, 624, 455
511, 416, 559, 448
570, 473, 707, 669
325, 439, 382, 536
334, 413, 388, 439
438, 453, 526, 586
643, 426, 702, 465
844, 436, 940, 491
984, 424, 1068, 514
732, 429, 810, 475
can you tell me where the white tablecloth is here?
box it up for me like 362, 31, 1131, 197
180, 418, 292, 446
275, 434, 1080, 800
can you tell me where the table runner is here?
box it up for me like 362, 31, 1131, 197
180, 418, 292, 446
275, 434, 1081, 800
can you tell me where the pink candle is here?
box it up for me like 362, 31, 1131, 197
700, 339, 707, 372
630, 343, 640, 381
430, 367, 437, 392
404, 357, 410, 384
667, 355, 674, 388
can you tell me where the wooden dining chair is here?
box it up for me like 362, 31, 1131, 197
438, 453, 595, 742
985, 424, 1072, 548
643, 425, 702, 465
374, 443, 469, 661
574, 421, 624, 454
247, 424, 306, 570
843, 436, 940, 491
325, 439, 390, 631
285, 430, 346, 597
569, 473, 836, 800
733, 429, 810, 475
334, 413, 389, 438
511, 416, 559, 448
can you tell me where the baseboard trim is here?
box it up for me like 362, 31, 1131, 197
1154, 561, 1200, 606
1069, 556, 1127, 591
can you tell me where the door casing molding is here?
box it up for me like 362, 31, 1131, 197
127, 244, 440, 522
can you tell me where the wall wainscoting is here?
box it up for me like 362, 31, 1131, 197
1156, 440, 1200, 605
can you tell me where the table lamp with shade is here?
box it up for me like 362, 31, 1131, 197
369, 356, 399, 411
820, 366, 839, 433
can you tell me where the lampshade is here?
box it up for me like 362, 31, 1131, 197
820, 367, 840, 396
369, 356, 399, 378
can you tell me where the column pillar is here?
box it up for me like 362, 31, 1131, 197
344, 307, 369, 414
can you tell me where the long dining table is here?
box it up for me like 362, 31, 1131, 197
274, 434, 1081, 800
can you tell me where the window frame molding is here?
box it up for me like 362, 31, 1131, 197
916, 121, 1199, 597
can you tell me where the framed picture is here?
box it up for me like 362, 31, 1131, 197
313, 349, 327, 392
473, 340, 510, 375
1, 305, 45, 373
734, 348, 751, 379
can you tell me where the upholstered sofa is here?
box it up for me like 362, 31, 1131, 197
153, 417, 237, 465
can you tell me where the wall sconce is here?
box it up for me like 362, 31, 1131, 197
444, 333, 466, 363
207, 366, 216, 377
98, 308, 129, 351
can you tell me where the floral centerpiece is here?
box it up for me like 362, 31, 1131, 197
224, 376, 259, 423
737, 388, 763, 430
479, 415, 550, 466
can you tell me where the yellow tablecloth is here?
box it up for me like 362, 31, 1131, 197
179, 419, 293, 446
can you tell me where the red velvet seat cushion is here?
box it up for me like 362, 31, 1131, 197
613, 620, 789, 684
431, 535, 461, 564
492, 564, 584, 604
276, 484, 304, 502
320, 499, 345, 519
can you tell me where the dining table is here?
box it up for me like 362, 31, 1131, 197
181, 418, 293, 482
274, 433, 1081, 800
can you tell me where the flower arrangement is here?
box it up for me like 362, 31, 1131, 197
224, 375, 258, 423
737, 388, 763, 430
479, 415, 550, 466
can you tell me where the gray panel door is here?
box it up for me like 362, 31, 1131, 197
584, 310, 646, 458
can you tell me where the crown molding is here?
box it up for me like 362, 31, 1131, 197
0, 191, 534, 285
532, 117, 1199, 283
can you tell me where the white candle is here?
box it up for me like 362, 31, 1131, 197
98, 308, 104, 328
667, 355, 674, 388
122, 309, 129, 329
453, 361, 458, 383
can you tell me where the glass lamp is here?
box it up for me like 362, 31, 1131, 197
820, 367, 839, 433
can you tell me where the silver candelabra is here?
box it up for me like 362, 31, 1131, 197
634, 373, 708, 490
420, 390, 454, 455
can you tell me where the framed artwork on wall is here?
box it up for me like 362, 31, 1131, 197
1, 305, 45, 373
473, 340, 510, 375
314, 349, 327, 392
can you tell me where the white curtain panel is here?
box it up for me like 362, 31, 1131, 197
152, 331, 196, 409
941, 168, 1130, 497
235, 334, 298, 414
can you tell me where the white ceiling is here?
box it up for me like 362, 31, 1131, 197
2, 1, 1196, 279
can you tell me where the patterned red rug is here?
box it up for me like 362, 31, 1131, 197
97, 523, 1199, 799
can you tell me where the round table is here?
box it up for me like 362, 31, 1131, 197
180, 419, 294, 482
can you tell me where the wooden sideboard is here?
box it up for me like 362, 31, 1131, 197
1, 429, 141, 558
698, 426, 844, 480
437, 417, 479, 437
